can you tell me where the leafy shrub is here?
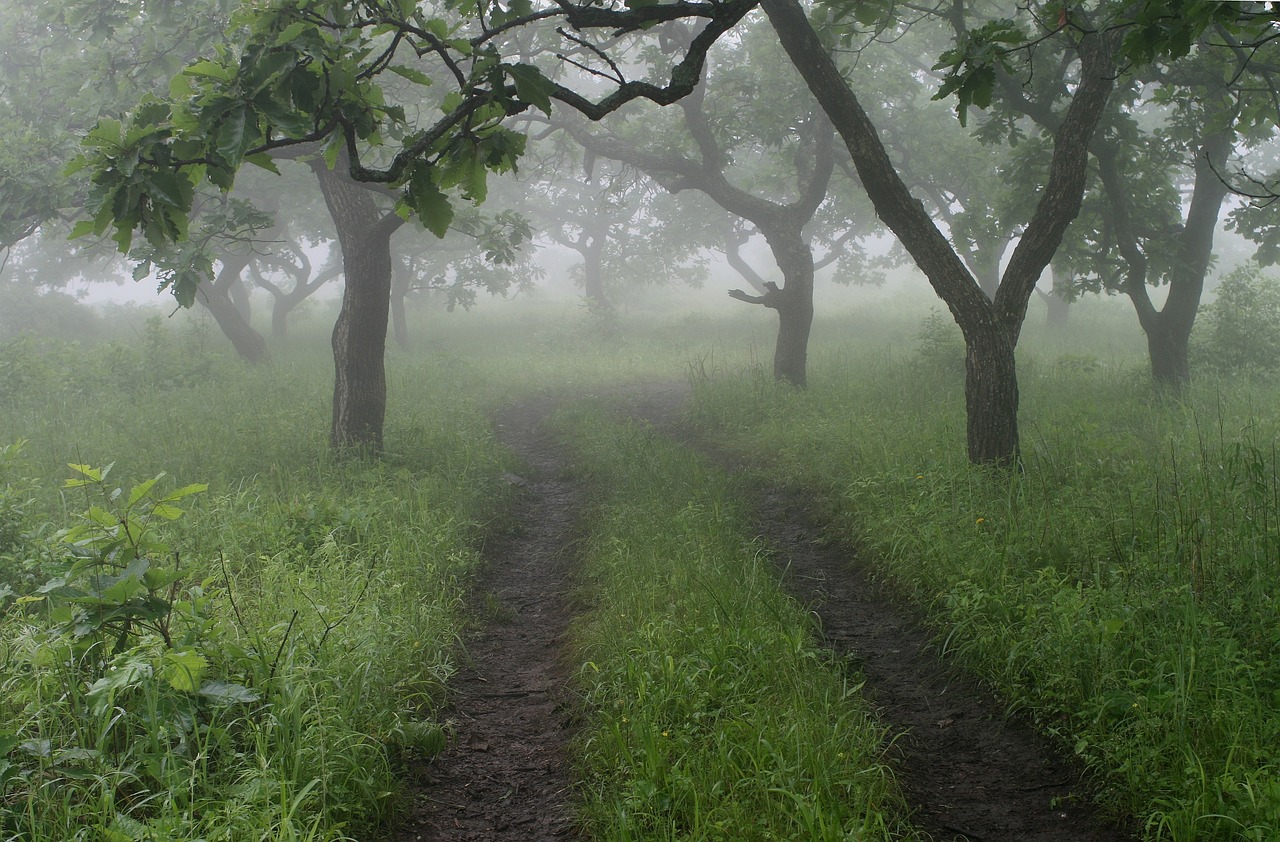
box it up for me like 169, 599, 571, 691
1195, 263, 1280, 374
0, 464, 270, 839
0, 442, 40, 598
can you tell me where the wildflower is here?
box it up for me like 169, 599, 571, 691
976, 517, 985, 524
661, 730, 670, 738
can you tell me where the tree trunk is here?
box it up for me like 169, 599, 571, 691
581, 224, 613, 313
271, 297, 291, 340
965, 328, 1020, 467
310, 160, 404, 452
1097, 117, 1233, 392
197, 256, 268, 363
227, 273, 252, 322
763, 0, 1115, 465
762, 223, 814, 387
1145, 322, 1191, 387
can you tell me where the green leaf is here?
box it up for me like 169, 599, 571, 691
184, 59, 233, 81
150, 503, 184, 521
126, 475, 163, 507
386, 65, 434, 87
66, 463, 104, 484
506, 63, 553, 116
159, 482, 208, 503
142, 567, 185, 590
68, 219, 100, 240
274, 20, 309, 45
199, 681, 260, 705
407, 165, 454, 237
215, 102, 251, 167
163, 650, 208, 693
245, 153, 282, 175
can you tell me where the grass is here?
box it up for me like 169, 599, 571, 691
0, 316, 514, 840
687, 311, 1280, 840
2, 288, 1277, 839
554, 404, 916, 841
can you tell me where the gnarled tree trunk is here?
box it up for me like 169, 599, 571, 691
197, 255, 268, 363
311, 160, 405, 452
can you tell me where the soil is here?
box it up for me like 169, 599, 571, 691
390, 398, 585, 842
392, 385, 1136, 842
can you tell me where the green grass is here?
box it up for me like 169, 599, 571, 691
555, 404, 916, 841
688, 319, 1280, 840
0, 319, 513, 840
3, 291, 1277, 840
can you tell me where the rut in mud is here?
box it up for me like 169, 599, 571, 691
397, 387, 1133, 842
392, 399, 583, 842
624, 384, 1134, 842
748, 489, 1134, 842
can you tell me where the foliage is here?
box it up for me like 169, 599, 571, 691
1194, 263, 1280, 375
69, 0, 754, 292
912, 308, 966, 377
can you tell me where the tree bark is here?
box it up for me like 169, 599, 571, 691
1041, 262, 1073, 328
565, 77, 832, 387
763, 0, 1116, 465
310, 160, 405, 452
761, 222, 814, 387
227, 272, 252, 322
196, 256, 268, 363
581, 226, 613, 313
965, 328, 1019, 467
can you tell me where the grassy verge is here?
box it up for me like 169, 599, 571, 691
555, 404, 917, 841
689, 345, 1280, 840
0, 327, 512, 840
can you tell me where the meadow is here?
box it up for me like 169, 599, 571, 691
0, 282, 1277, 840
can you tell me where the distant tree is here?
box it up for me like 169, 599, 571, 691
761, 0, 1128, 464
987, 18, 1278, 388
561, 22, 851, 386
518, 142, 708, 314
0, 0, 233, 250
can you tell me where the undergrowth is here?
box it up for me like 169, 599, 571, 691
0, 329, 511, 840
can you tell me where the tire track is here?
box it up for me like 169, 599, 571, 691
392, 399, 583, 842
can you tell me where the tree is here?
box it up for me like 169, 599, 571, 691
561, 22, 847, 386
75, 0, 755, 451
987, 19, 1278, 389
517, 140, 709, 315
761, 0, 1120, 465
0, 0, 234, 250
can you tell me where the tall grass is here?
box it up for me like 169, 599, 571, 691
556, 404, 917, 841
689, 319, 1280, 840
0, 319, 512, 840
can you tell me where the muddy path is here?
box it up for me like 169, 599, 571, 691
395, 385, 1133, 841
621, 384, 1134, 842
391, 398, 583, 842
